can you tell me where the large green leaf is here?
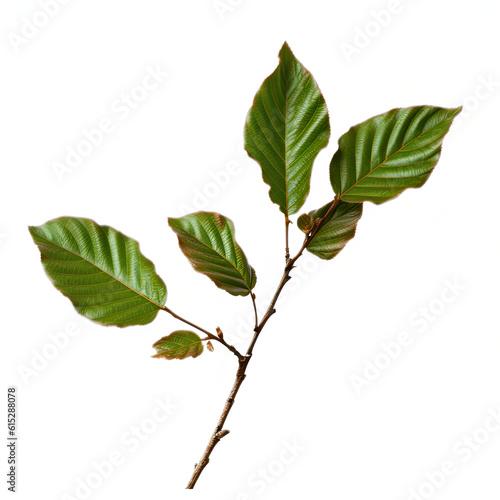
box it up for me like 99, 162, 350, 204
307, 201, 363, 260
244, 42, 330, 216
29, 217, 167, 327
152, 331, 204, 360
330, 106, 462, 204
168, 212, 256, 297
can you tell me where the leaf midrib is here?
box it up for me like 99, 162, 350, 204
340, 111, 450, 198
164, 339, 202, 351
174, 225, 252, 291
155, 338, 203, 358
34, 231, 163, 309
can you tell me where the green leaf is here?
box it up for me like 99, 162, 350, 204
168, 212, 256, 297
330, 106, 462, 204
297, 213, 314, 233
29, 217, 167, 327
152, 331, 203, 360
244, 42, 330, 216
307, 201, 363, 260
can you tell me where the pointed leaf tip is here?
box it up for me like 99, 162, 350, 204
245, 44, 330, 216
279, 41, 293, 56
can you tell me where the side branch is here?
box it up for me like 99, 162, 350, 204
161, 306, 243, 360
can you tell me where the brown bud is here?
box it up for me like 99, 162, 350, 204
207, 341, 214, 352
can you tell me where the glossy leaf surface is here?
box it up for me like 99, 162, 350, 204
30, 217, 167, 327
152, 331, 203, 360
330, 106, 462, 204
244, 42, 330, 215
307, 201, 363, 260
168, 212, 256, 296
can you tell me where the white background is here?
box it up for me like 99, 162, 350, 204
1, 0, 499, 499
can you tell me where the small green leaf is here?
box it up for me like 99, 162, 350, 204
29, 217, 167, 327
307, 201, 363, 260
330, 106, 462, 204
297, 213, 314, 233
152, 331, 203, 360
168, 212, 256, 297
244, 42, 330, 216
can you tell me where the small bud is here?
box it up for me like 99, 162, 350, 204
297, 213, 314, 233
207, 341, 214, 352
216, 327, 224, 340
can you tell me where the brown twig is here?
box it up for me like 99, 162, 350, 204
161, 306, 243, 361
186, 196, 341, 488
285, 216, 291, 263
250, 292, 259, 331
